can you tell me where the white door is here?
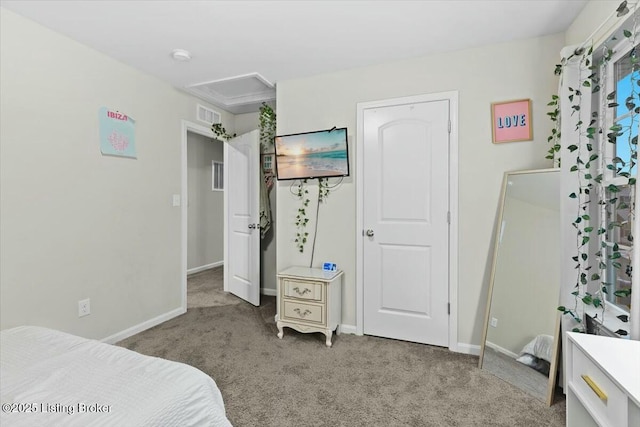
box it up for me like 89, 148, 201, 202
362, 99, 450, 346
224, 130, 260, 306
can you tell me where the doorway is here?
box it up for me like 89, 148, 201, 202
356, 91, 459, 350
181, 122, 263, 310
184, 129, 227, 308
181, 121, 223, 310
186, 131, 224, 275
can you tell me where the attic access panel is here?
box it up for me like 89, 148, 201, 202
186, 72, 275, 114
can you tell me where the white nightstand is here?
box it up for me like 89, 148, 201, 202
565, 332, 640, 427
276, 266, 343, 347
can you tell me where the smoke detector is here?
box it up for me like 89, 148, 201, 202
171, 49, 191, 62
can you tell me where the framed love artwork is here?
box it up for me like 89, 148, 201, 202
491, 99, 532, 143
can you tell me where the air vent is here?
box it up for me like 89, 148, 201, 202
197, 104, 221, 125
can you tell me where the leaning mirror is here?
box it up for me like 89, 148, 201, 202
478, 168, 561, 406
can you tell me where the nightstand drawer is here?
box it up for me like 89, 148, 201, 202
571, 343, 627, 427
282, 300, 324, 325
283, 279, 324, 302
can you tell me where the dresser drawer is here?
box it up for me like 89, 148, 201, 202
282, 300, 325, 325
571, 343, 628, 427
282, 279, 324, 302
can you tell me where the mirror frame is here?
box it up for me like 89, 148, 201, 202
478, 168, 562, 406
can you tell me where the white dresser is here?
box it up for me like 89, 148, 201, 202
276, 266, 343, 347
565, 332, 640, 427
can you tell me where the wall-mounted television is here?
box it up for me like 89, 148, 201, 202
274, 127, 349, 180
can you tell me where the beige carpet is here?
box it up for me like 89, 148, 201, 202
482, 346, 550, 403
117, 269, 566, 427
187, 266, 243, 308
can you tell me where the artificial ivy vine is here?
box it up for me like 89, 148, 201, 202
294, 180, 310, 253
318, 177, 330, 201
294, 177, 332, 253
259, 103, 276, 151
545, 94, 561, 167
211, 102, 275, 146
211, 123, 236, 141
555, 6, 638, 332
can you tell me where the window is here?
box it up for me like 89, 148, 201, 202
602, 41, 638, 310
612, 46, 639, 177
262, 154, 274, 174
212, 161, 223, 191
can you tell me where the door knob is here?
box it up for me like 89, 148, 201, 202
248, 224, 256, 229
366, 229, 374, 237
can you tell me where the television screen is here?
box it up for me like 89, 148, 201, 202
274, 127, 350, 180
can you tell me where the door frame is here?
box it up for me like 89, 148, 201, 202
180, 120, 226, 311
355, 91, 459, 352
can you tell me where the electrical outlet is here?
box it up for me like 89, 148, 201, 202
78, 299, 91, 317
490, 317, 498, 328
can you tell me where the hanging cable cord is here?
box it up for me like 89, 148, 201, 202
309, 177, 344, 268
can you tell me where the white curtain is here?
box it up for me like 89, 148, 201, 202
559, 44, 594, 334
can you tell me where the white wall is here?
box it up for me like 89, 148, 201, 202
0, 9, 235, 339
276, 33, 565, 347
235, 112, 260, 136
187, 132, 224, 271
565, 1, 623, 46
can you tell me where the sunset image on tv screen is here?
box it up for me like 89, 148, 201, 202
275, 128, 349, 180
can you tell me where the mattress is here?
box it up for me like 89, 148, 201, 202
0, 326, 232, 427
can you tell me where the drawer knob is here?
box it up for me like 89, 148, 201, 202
292, 286, 311, 296
581, 375, 608, 403
294, 308, 312, 318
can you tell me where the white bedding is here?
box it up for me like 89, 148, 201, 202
0, 326, 232, 427
517, 334, 554, 363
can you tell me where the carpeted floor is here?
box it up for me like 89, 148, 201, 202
117, 268, 566, 427
482, 346, 550, 403
186, 267, 244, 308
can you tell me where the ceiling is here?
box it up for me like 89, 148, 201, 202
1, 0, 588, 114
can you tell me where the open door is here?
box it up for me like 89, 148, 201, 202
224, 130, 260, 306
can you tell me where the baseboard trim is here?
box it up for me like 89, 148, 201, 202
455, 342, 481, 356
101, 307, 186, 344
338, 324, 357, 335
187, 261, 223, 275
485, 341, 518, 359
261, 288, 277, 297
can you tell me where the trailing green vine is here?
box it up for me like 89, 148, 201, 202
211, 102, 275, 147
211, 123, 236, 141
294, 180, 310, 253
259, 102, 276, 151
545, 94, 561, 167
556, 6, 638, 333
318, 178, 330, 201
292, 177, 337, 254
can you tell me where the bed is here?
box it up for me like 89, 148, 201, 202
0, 326, 232, 426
